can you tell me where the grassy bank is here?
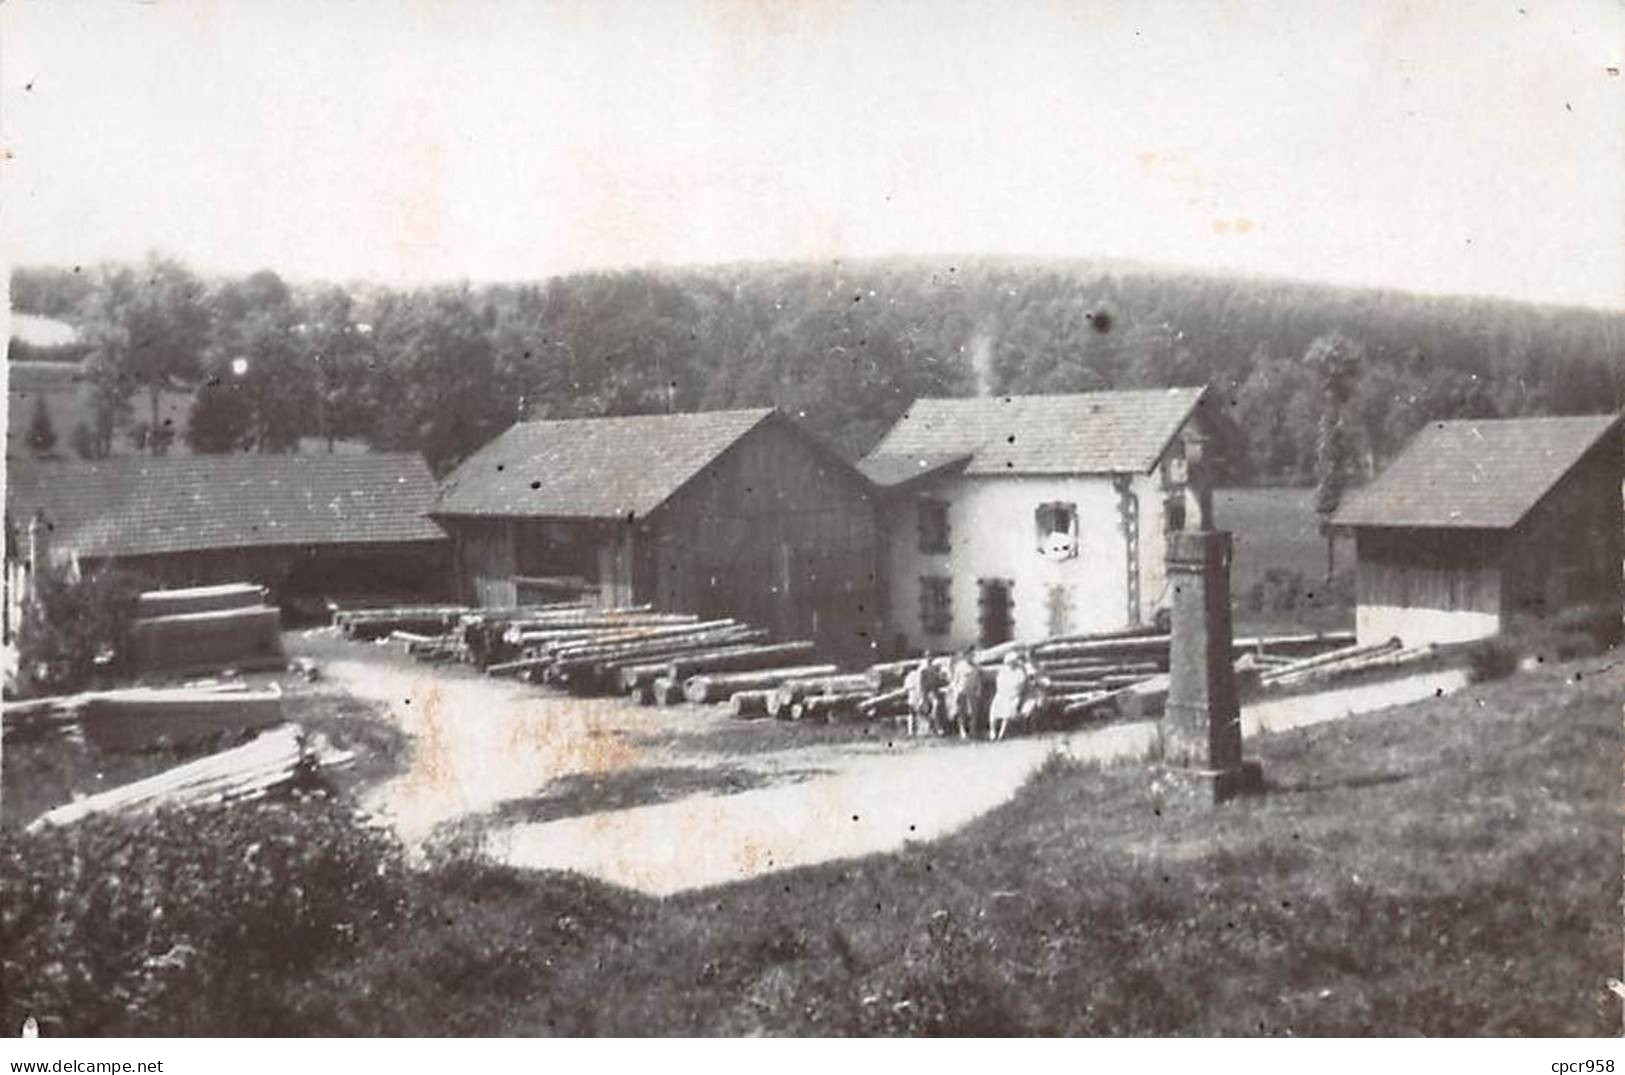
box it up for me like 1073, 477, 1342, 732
323, 656, 1620, 1036
7, 655, 1618, 1036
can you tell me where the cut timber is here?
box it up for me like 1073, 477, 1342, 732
1259, 637, 1400, 683
129, 605, 284, 673
136, 583, 266, 619
652, 677, 686, 706
791, 691, 870, 724
857, 686, 909, 717
27, 724, 353, 831
682, 664, 840, 704
663, 641, 818, 682
485, 656, 553, 677
729, 690, 772, 719
79, 684, 285, 752
614, 643, 769, 692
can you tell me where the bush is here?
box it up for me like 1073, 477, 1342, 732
1245, 567, 1354, 614
14, 567, 148, 697
1466, 639, 1518, 683
0, 794, 409, 1035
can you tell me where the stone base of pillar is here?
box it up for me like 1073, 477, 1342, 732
1151, 760, 1265, 811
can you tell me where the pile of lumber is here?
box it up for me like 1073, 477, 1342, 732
366, 594, 1366, 730
26, 724, 354, 832
4, 681, 286, 751
333, 604, 472, 640
1254, 636, 1438, 691
128, 583, 287, 675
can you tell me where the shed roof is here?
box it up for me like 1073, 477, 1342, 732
858, 387, 1206, 485
435, 408, 780, 520
1332, 413, 1622, 531
7, 452, 445, 558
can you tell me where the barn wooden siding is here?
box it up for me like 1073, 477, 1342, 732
1354, 528, 1504, 618
642, 418, 881, 657
90, 541, 449, 599
1498, 436, 1623, 622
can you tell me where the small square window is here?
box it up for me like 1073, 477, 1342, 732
920, 576, 952, 636
1035, 501, 1078, 559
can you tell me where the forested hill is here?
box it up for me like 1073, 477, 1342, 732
10, 257, 1625, 482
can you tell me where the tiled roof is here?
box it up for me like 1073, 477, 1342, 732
1333, 414, 1622, 530
859, 387, 1206, 483
435, 408, 778, 519
6, 452, 446, 558
854, 452, 971, 489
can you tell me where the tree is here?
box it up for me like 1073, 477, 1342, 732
1308, 332, 1363, 579
25, 396, 57, 455
78, 256, 208, 455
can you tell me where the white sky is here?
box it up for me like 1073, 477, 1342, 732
2, 0, 1621, 308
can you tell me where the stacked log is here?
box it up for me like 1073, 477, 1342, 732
682, 664, 841, 704
26, 724, 355, 832
129, 603, 285, 675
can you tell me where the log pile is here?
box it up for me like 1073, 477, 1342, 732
26, 724, 354, 832
129, 583, 287, 675
360, 594, 1366, 731
4, 682, 286, 751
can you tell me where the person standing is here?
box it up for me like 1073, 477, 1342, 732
947, 647, 983, 739
989, 649, 1031, 741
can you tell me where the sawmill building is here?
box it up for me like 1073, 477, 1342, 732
1332, 413, 1623, 647
858, 387, 1214, 652
5, 452, 448, 619
434, 408, 881, 656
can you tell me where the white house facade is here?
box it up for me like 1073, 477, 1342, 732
859, 388, 1210, 653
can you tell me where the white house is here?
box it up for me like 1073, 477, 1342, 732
858, 387, 1213, 653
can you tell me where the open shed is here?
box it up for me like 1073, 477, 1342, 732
1332, 414, 1623, 646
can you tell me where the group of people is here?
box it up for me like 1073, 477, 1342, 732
902, 647, 1043, 741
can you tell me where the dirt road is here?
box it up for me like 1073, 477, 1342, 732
313, 638, 1470, 895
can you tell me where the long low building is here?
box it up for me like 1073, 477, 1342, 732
1332, 413, 1623, 646
5, 451, 449, 610
434, 408, 881, 657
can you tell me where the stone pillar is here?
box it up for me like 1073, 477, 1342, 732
1160, 424, 1261, 806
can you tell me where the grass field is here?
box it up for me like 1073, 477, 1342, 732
279, 653, 1621, 1036
1217, 486, 1355, 634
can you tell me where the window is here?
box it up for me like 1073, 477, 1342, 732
920, 576, 952, 636
977, 577, 1014, 646
917, 498, 950, 553
1035, 501, 1078, 559
1164, 492, 1187, 533
1045, 583, 1074, 637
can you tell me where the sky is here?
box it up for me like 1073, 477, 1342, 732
2, 0, 1622, 309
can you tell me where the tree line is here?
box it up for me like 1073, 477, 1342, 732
11, 254, 1624, 482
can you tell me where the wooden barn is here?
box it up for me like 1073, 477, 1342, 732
1332, 414, 1623, 646
434, 408, 881, 656
5, 452, 448, 617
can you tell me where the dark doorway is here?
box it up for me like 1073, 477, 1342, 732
977, 577, 1014, 646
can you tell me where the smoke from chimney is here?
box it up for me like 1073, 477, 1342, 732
968, 331, 994, 396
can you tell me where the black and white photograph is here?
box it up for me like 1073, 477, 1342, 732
1, 0, 1622, 1051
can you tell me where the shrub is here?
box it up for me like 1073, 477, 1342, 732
1245, 567, 1354, 614
1466, 640, 1518, 683
0, 794, 409, 1035
14, 567, 148, 697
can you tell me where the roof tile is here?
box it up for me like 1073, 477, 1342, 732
7, 452, 445, 557
859, 387, 1205, 483
1332, 414, 1621, 530
435, 408, 776, 519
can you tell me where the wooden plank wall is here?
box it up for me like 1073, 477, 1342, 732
1355, 528, 1503, 615
647, 419, 880, 656
1500, 431, 1624, 621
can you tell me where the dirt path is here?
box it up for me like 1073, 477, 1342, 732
316, 640, 1470, 895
